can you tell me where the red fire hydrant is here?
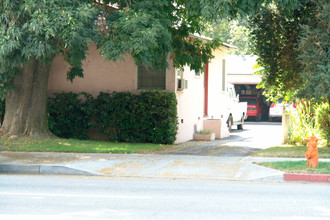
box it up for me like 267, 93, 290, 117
305, 136, 320, 169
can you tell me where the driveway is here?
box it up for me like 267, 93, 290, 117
157, 121, 282, 157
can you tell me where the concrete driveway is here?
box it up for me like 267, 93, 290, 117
157, 121, 282, 157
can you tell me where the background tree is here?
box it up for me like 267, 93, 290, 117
297, 0, 329, 102
204, 18, 253, 55
249, 0, 328, 103
249, 1, 311, 100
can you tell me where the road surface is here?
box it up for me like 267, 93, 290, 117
1, 175, 329, 220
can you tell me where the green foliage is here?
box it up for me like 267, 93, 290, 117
289, 100, 328, 147
249, 2, 313, 100
250, 0, 328, 102
2, 137, 166, 154
204, 18, 253, 55
47, 92, 94, 140
0, 0, 98, 98
96, 0, 224, 73
258, 161, 330, 174
297, 0, 330, 101
94, 90, 178, 144
3, 90, 178, 144
196, 130, 214, 135
2, 0, 320, 140
315, 102, 330, 146
252, 145, 330, 158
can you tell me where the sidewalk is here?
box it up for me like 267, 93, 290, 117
1, 151, 329, 182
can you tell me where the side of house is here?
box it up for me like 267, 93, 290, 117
48, 43, 232, 143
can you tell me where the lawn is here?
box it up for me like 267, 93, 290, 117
257, 161, 330, 174
1, 137, 169, 154
251, 145, 330, 158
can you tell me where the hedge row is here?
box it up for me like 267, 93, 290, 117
48, 90, 178, 144
0, 90, 178, 144
47, 92, 94, 140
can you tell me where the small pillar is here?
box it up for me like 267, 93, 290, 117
203, 119, 229, 139
281, 106, 290, 145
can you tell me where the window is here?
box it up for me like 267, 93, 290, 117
137, 64, 166, 89
176, 69, 187, 91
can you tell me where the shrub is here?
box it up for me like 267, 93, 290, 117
315, 102, 330, 146
94, 90, 178, 144
2, 90, 178, 144
289, 99, 329, 147
47, 92, 93, 139
196, 130, 214, 135
289, 100, 317, 145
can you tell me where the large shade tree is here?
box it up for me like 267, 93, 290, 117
297, 0, 329, 102
0, 0, 98, 137
0, 0, 304, 138
249, 0, 329, 103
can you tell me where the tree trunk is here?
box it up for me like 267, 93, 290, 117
2, 58, 53, 138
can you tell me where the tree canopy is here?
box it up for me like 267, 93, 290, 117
203, 18, 252, 55
0, 0, 98, 98
297, 0, 329, 101
249, 0, 329, 102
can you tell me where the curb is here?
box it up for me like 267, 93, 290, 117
284, 173, 330, 183
0, 164, 96, 176
1, 163, 329, 183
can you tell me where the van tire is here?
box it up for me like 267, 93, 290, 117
227, 116, 233, 132
237, 120, 244, 130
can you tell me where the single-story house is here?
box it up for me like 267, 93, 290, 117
48, 38, 237, 143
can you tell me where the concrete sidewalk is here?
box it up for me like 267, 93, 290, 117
1, 151, 329, 182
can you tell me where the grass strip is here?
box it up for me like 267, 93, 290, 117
1, 137, 168, 154
257, 161, 330, 174
251, 145, 330, 158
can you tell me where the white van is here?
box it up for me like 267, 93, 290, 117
221, 84, 248, 131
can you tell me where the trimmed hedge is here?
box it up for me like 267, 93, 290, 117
93, 90, 178, 144
47, 92, 94, 140
0, 90, 178, 144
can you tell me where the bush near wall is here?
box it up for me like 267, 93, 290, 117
93, 90, 178, 144
1, 90, 178, 144
47, 92, 94, 140
315, 102, 330, 146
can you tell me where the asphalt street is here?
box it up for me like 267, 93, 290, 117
1, 175, 329, 220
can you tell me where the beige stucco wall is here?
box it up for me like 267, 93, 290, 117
48, 43, 176, 97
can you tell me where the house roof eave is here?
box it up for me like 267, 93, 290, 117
190, 34, 238, 50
